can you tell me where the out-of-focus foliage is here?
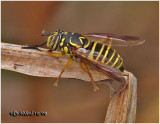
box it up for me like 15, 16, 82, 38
2, 1, 158, 123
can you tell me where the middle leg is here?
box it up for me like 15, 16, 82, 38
80, 60, 99, 91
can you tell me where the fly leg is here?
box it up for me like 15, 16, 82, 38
22, 43, 64, 57
42, 51, 63, 57
54, 56, 73, 87
80, 60, 99, 91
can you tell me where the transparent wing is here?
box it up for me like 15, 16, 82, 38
76, 48, 123, 70
73, 48, 127, 97
82, 33, 145, 46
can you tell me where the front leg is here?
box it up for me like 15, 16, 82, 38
42, 50, 63, 57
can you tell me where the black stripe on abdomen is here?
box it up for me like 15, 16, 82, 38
115, 58, 123, 68
93, 43, 103, 60
111, 52, 118, 63
87, 41, 94, 50
103, 48, 114, 63
94, 43, 102, 53
98, 45, 108, 61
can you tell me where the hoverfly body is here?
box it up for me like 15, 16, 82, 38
23, 29, 145, 97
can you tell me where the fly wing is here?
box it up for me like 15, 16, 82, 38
82, 33, 145, 46
73, 48, 127, 97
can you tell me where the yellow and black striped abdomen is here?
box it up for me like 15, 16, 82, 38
86, 41, 124, 72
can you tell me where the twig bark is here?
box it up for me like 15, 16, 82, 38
104, 72, 137, 123
1, 42, 137, 123
1, 42, 108, 81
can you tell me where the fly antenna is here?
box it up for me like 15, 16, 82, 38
41, 30, 53, 36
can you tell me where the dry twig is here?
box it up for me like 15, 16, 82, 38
1, 42, 137, 123
1, 42, 107, 81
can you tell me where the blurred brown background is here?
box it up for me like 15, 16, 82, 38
2, 1, 159, 123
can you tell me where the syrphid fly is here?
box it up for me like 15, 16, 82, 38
23, 29, 145, 97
